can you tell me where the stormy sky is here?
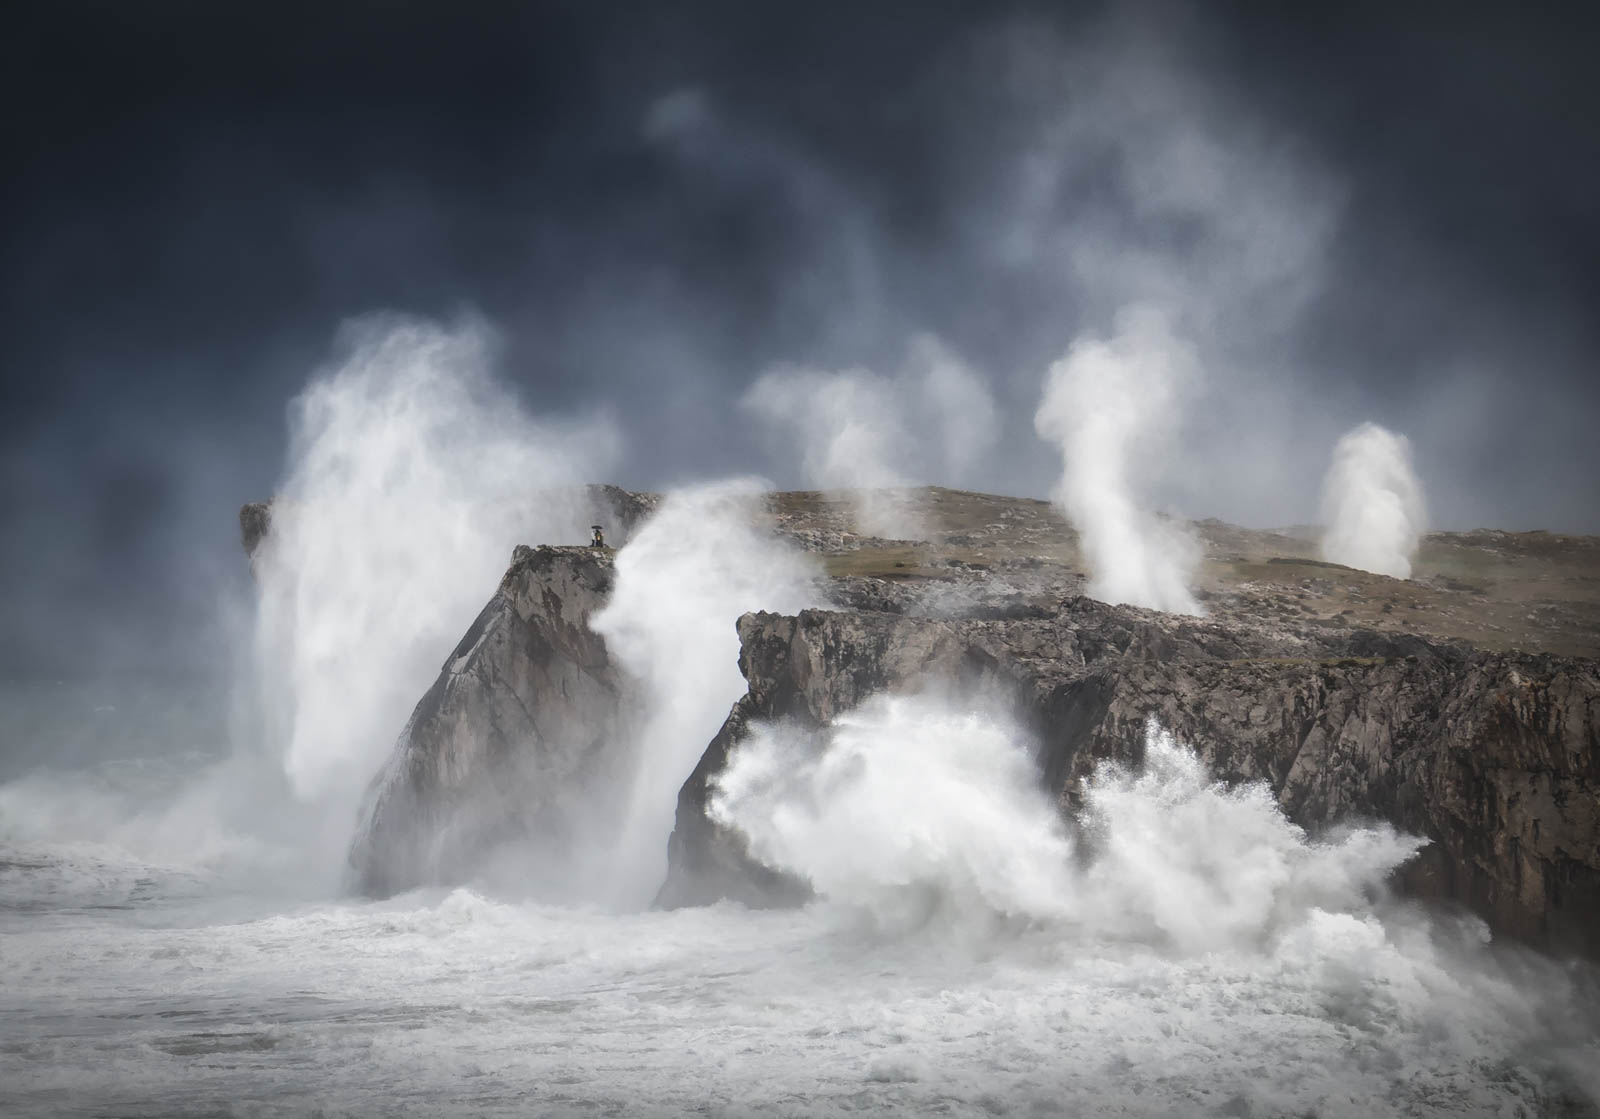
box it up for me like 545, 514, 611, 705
2, 0, 1597, 679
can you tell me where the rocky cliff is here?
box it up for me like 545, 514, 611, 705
656, 600, 1600, 957
348, 545, 627, 897
243, 485, 1600, 953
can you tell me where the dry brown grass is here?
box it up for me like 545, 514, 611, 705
789, 487, 1600, 658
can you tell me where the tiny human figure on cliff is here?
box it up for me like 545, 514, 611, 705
591, 525, 605, 548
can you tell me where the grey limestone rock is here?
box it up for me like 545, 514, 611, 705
658, 599, 1600, 957
239, 485, 1598, 954
347, 545, 628, 897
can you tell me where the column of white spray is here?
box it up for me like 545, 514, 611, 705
588, 480, 820, 907
251, 315, 617, 861
1033, 305, 1202, 614
1318, 422, 1427, 578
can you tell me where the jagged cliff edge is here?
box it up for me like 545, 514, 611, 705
242, 488, 1600, 957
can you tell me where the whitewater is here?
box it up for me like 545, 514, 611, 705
4, 695, 1599, 1118
3, 321, 1597, 1117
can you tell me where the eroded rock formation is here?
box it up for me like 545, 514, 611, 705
658, 601, 1600, 956
241, 485, 1600, 953
348, 545, 628, 897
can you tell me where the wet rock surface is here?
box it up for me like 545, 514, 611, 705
246, 485, 1600, 953
658, 602, 1600, 958
348, 545, 628, 897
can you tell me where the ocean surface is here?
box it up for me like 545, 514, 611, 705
3, 687, 1597, 1119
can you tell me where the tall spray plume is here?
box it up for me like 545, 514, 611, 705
251, 315, 618, 859
590, 480, 820, 906
1034, 305, 1202, 614
973, 17, 1344, 527
741, 335, 998, 539
1318, 422, 1427, 579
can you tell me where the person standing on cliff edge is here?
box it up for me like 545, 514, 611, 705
591, 525, 605, 547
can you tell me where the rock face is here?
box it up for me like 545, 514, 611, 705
237, 484, 661, 561
659, 600, 1600, 958
242, 485, 1599, 954
236, 483, 655, 898
348, 545, 627, 897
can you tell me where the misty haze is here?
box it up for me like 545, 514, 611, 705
3, 3, 1598, 1118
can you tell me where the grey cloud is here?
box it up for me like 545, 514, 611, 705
1, 0, 1596, 679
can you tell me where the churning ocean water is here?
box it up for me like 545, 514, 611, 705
2, 689, 1597, 1119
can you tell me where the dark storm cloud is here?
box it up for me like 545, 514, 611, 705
2, 0, 1597, 676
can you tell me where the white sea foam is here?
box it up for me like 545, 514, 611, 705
711, 698, 1427, 955
3, 680, 1595, 1116
1072, 723, 1426, 954
2, 818, 1593, 1118
709, 695, 1076, 933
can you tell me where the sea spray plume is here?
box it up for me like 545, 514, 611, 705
708, 694, 1076, 932
741, 335, 999, 540
252, 315, 617, 847
741, 368, 916, 537
1034, 305, 1203, 614
1077, 721, 1426, 954
906, 333, 1001, 480
712, 703, 1425, 952
1319, 422, 1428, 579
589, 479, 821, 907
972, 17, 1344, 525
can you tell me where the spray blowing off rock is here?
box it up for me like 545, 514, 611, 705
244, 485, 1600, 958
659, 601, 1600, 958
